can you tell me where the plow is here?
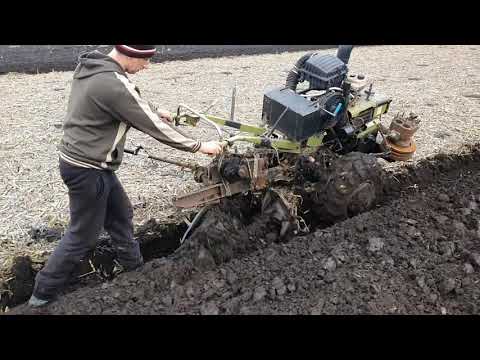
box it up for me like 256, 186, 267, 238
128, 45, 421, 242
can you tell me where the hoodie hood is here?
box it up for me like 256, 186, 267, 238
74, 50, 125, 79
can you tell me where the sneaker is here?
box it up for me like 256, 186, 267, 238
28, 295, 50, 308
112, 263, 125, 276
112, 259, 143, 276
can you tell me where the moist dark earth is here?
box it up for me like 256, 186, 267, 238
0, 45, 334, 75
4, 144, 480, 315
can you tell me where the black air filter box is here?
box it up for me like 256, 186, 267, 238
300, 54, 348, 89
262, 88, 333, 141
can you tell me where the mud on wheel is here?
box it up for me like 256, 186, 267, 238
305, 152, 385, 223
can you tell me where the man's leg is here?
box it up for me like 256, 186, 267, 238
32, 161, 109, 301
103, 172, 143, 271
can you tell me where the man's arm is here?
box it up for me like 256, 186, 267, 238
108, 72, 201, 153
147, 101, 173, 123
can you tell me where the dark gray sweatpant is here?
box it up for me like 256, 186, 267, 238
33, 159, 143, 300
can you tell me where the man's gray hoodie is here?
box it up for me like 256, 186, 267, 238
59, 51, 201, 171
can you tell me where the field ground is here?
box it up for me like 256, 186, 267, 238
1, 45, 479, 314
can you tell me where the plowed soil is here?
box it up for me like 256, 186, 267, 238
7, 144, 480, 315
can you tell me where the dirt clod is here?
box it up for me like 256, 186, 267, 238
464, 263, 474, 274
272, 277, 287, 296
226, 270, 238, 286
368, 237, 385, 252
200, 302, 219, 315
461, 208, 472, 216
253, 286, 267, 302
196, 247, 216, 270
323, 257, 337, 272
287, 283, 296, 293
438, 194, 450, 202
470, 253, 480, 268
434, 215, 449, 226
440, 278, 457, 295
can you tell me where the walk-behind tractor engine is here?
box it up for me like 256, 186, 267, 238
262, 46, 419, 158
127, 46, 421, 239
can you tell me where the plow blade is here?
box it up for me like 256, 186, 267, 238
174, 181, 252, 209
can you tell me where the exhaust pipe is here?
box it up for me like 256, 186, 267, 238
336, 45, 353, 65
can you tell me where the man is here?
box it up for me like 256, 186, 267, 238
29, 45, 223, 307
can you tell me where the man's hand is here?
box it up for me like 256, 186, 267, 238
156, 109, 173, 123
198, 141, 224, 156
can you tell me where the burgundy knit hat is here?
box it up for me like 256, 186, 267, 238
115, 45, 156, 58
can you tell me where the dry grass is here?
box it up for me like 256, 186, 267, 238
0, 45, 479, 266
